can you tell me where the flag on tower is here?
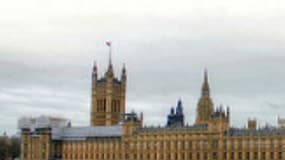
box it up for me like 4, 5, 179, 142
106, 41, 112, 47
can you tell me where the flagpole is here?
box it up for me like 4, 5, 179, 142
109, 44, 112, 65
106, 40, 112, 66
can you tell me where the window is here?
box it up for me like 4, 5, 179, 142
203, 152, 207, 160
238, 152, 242, 159
160, 153, 163, 160
189, 152, 192, 159
212, 140, 218, 148
262, 152, 266, 160
197, 153, 200, 160
261, 138, 266, 148
246, 152, 250, 160
181, 141, 185, 149
270, 139, 274, 148
238, 140, 242, 149
196, 141, 200, 149
254, 152, 258, 159
270, 152, 274, 159
230, 152, 234, 159
167, 141, 170, 150
231, 140, 235, 149
246, 139, 250, 149
254, 139, 258, 148
223, 140, 227, 149
189, 141, 192, 149
279, 139, 282, 148
213, 152, 217, 160
203, 141, 208, 149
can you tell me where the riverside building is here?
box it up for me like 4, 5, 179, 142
19, 50, 285, 160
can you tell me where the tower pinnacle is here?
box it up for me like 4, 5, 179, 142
202, 68, 210, 96
195, 69, 214, 125
92, 61, 98, 80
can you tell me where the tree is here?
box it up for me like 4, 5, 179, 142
0, 135, 20, 160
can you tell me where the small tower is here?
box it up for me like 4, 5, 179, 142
122, 112, 143, 137
166, 99, 184, 127
248, 119, 257, 130
195, 69, 214, 125
90, 43, 127, 126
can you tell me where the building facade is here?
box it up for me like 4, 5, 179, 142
278, 117, 285, 128
19, 56, 285, 160
90, 60, 126, 126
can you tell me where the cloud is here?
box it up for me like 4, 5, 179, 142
0, 0, 285, 134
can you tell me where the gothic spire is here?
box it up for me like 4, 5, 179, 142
202, 68, 210, 96
92, 61, 98, 80
176, 99, 183, 115
121, 63, 127, 80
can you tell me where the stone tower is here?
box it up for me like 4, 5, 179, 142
90, 53, 126, 126
195, 69, 214, 125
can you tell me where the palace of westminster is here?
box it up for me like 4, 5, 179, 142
19, 48, 285, 160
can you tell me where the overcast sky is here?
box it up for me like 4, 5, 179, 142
1, 0, 285, 135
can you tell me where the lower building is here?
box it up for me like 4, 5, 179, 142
19, 62, 285, 160
278, 117, 285, 128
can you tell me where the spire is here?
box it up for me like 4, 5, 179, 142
202, 68, 210, 96
121, 63, 127, 80
92, 61, 98, 80
93, 61, 97, 72
204, 68, 208, 83
176, 99, 183, 115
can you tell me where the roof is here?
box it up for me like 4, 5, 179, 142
18, 116, 70, 130
52, 125, 122, 141
137, 125, 208, 133
225, 127, 285, 137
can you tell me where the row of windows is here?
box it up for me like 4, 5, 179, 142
63, 140, 219, 152
63, 138, 284, 152
96, 99, 121, 112
223, 139, 283, 149
62, 152, 283, 160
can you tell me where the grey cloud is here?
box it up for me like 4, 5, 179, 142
1, 0, 285, 134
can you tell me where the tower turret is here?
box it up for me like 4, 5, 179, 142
167, 99, 184, 127
176, 99, 183, 115
121, 63, 127, 81
90, 43, 126, 126
92, 61, 98, 80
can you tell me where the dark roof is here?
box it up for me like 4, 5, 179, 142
137, 125, 208, 133
52, 126, 122, 141
225, 127, 285, 137
96, 78, 121, 84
